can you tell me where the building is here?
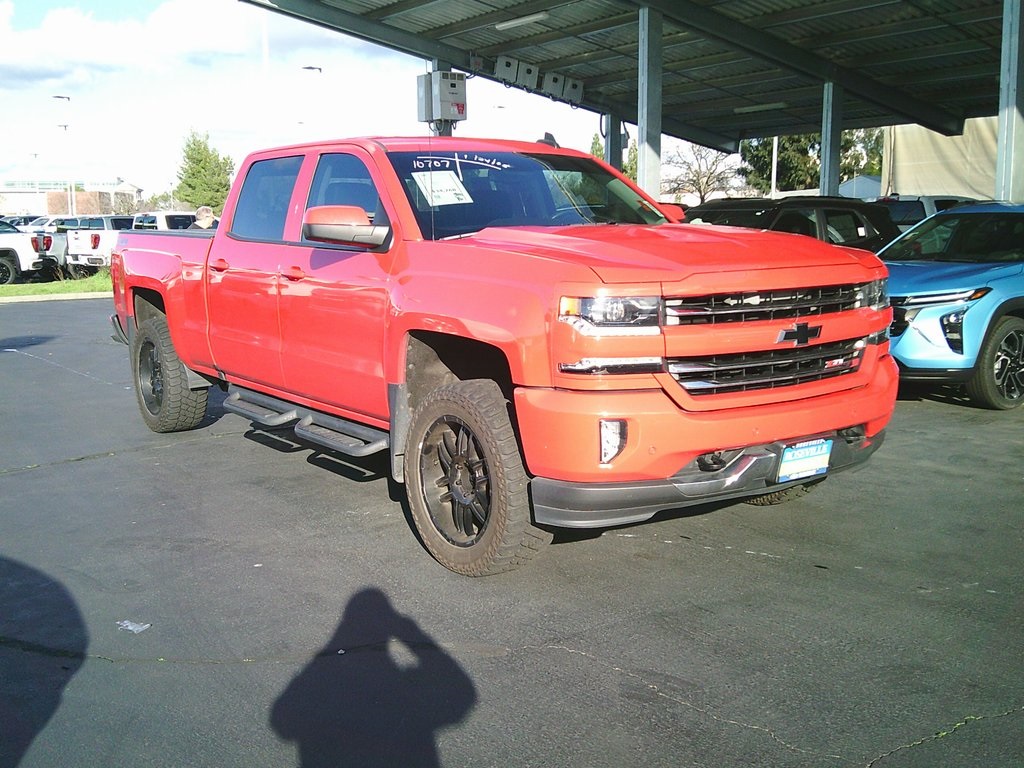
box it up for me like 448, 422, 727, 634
0, 178, 144, 216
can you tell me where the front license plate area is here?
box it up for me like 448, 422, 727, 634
777, 438, 832, 483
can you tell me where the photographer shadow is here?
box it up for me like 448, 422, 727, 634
0, 557, 88, 767
270, 588, 476, 767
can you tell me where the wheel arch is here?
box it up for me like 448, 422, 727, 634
388, 330, 515, 483
973, 297, 1024, 369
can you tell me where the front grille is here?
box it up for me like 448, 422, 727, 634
668, 338, 865, 395
666, 283, 871, 325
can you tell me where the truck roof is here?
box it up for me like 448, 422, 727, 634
246, 135, 588, 158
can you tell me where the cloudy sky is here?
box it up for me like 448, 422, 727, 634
0, 0, 604, 197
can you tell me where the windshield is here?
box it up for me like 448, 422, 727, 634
879, 212, 1024, 263
387, 150, 666, 240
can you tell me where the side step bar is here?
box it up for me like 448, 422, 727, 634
223, 386, 389, 458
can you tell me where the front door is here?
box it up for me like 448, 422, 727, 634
277, 151, 396, 420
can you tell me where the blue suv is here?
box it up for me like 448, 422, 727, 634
879, 203, 1024, 409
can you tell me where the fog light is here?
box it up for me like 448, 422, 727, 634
941, 309, 966, 353
600, 419, 627, 465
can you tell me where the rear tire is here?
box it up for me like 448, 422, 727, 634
965, 316, 1024, 410
405, 380, 551, 576
0, 256, 17, 285
131, 316, 208, 432
65, 264, 97, 279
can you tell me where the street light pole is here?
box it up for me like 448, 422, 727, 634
300, 67, 322, 137
53, 95, 74, 215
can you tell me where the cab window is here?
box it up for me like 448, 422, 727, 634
231, 156, 303, 241
306, 153, 388, 228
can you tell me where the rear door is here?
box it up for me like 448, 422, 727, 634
820, 207, 882, 250
206, 154, 304, 388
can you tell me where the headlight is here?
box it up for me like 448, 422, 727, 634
858, 279, 888, 311
558, 296, 661, 336
897, 287, 991, 307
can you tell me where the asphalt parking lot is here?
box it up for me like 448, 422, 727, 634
1, 296, 1021, 768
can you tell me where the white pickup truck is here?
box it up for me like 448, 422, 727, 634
0, 219, 47, 284
19, 215, 82, 276
131, 211, 196, 230
67, 215, 135, 272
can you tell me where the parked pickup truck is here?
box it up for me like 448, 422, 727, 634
0, 219, 47, 283
67, 215, 135, 272
20, 215, 81, 276
132, 211, 196, 230
111, 136, 898, 575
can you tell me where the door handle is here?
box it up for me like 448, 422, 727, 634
209, 258, 229, 272
283, 265, 306, 281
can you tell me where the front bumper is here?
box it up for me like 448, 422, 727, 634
531, 428, 885, 528
893, 359, 973, 382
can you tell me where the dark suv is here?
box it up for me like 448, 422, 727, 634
686, 196, 901, 252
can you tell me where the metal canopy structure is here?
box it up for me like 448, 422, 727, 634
242, 0, 1021, 199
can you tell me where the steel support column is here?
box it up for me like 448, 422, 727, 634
820, 81, 843, 197
996, 0, 1023, 202
637, 7, 662, 196
604, 113, 624, 170
431, 59, 455, 137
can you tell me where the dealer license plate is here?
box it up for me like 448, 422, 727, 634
777, 438, 832, 483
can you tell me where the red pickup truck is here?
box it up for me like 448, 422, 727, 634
111, 136, 897, 576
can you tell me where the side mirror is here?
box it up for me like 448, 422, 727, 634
302, 205, 389, 248
658, 203, 686, 223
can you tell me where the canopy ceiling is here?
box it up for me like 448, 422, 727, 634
243, 0, 1009, 153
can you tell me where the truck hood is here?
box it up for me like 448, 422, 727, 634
465, 223, 878, 284
885, 260, 1023, 296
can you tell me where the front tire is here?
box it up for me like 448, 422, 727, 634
131, 316, 208, 432
965, 316, 1024, 410
405, 380, 551, 576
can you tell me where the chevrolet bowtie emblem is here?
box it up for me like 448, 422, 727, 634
778, 322, 822, 346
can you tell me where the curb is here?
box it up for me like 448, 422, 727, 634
0, 292, 114, 304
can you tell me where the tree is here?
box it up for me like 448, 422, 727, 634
739, 134, 820, 194
141, 191, 188, 212
622, 140, 638, 182
842, 128, 883, 178
739, 129, 884, 194
661, 143, 737, 204
175, 131, 234, 214
590, 132, 604, 159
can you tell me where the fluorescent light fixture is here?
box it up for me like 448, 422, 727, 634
495, 11, 549, 31
733, 101, 787, 114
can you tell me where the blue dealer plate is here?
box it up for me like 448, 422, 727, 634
777, 439, 832, 483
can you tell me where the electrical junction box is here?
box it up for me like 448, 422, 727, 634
515, 62, 538, 90
495, 56, 519, 83
541, 71, 564, 99
417, 71, 468, 122
563, 77, 583, 104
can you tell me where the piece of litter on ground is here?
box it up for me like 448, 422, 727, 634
116, 620, 152, 634
337, 649, 346, 654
